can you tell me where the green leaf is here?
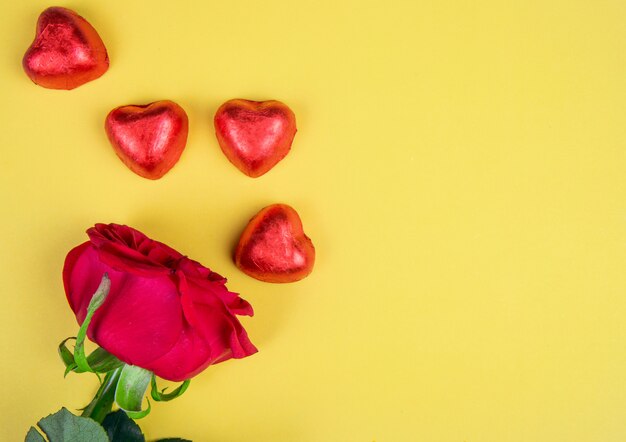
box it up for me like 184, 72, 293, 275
75, 274, 111, 374
101, 410, 145, 442
150, 376, 191, 402
27, 408, 109, 442
115, 365, 152, 419
25, 427, 45, 442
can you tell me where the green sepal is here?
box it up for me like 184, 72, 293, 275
64, 363, 78, 378
58, 337, 79, 376
124, 400, 151, 420
115, 364, 152, 419
80, 347, 124, 374
58, 337, 76, 368
74, 274, 111, 374
59, 339, 123, 378
150, 376, 191, 402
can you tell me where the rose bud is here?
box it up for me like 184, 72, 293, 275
63, 223, 257, 382
235, 204, 315, 283
214, 99, 297, 177
22, 7, 109, 90
105, 101, 189, 180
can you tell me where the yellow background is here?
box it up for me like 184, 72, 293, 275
1, 1, 625, 440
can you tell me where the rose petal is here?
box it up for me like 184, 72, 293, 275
215, 289, 254, 317
177, 257, 226, 283
88, 224, 185, 275
96, 240, 170, 276
184, 280, 257, 360
143, 324, 212, 382
88, 225, 169, 274
63, 241, 97, 320
91, 273, 184, 366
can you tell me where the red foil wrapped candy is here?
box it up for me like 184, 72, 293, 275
214, 99, 297, 178
235, 204, 315, 283
23, 7, 109, 90
105, 101, 189, 180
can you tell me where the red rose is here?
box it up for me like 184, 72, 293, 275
63, 223, 257, 381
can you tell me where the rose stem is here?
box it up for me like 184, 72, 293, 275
80, 366, 122, 423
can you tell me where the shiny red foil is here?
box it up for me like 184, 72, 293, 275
235, 204, 315, 283
105, 101, 189, 180
214, 99, 297, 178
22, 7, 109, 90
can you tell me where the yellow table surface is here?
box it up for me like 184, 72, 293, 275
1, 1, 625, 441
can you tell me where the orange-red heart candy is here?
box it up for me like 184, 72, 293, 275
214, 99, 297, 178
235, 204, 315, 283
22, 7, 109, 90
105, 101, 189, 180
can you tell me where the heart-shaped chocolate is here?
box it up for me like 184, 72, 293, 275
22, 7, 109, 90
235, 204, 315, 283
214, 99, 297, 178
105, 101, 189, 180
